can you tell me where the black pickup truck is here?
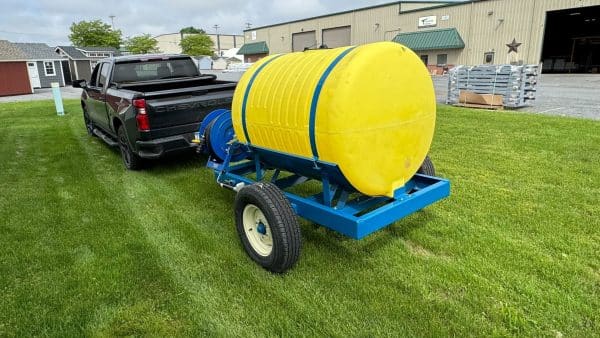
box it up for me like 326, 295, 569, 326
73, 54, 235, 169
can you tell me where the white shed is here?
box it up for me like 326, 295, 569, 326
212, 57, 228, 70
196, 56, 212, 70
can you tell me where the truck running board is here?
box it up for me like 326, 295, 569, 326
92, 128, 118, 147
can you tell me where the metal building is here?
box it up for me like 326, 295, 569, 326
239, 0, 600, 73
155, 33, 245, 56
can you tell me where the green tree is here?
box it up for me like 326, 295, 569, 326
69, 20, 122, 48
124, 34, 159, 54
180, 34, 214, 56
180, 26, 206, 34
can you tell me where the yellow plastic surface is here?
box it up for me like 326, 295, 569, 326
232, 42, 436, 197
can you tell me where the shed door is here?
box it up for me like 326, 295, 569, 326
61, 61, 72, 85
322, 26, 351, 48
292, 31, 316, 52
0, 62, 32, 96
27, 62, 41, 88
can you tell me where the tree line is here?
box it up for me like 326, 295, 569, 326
68, 20, 214, 56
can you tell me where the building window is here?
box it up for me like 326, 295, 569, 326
44, 61, 56, 76
437, 54, 448, 66
484, 52, 494, 64
420, 55, 429, 65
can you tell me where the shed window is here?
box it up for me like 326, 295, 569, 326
437, 54, 448, 66
420, 55, 429, 65
484, 52, 494, 64
44, 61, 55, 76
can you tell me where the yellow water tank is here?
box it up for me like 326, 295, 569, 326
231, 42, 436, 198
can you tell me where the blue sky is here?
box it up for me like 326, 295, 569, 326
0, 0, 465, 46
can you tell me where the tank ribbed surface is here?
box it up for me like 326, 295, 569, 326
232, 42, 436, 197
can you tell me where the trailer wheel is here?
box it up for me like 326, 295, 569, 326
235, 182, 301, 273
417, 155, 436, 176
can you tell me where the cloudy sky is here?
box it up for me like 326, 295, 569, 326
0, 0, 463, 46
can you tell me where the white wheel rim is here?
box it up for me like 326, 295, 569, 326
242, 204, 273, 257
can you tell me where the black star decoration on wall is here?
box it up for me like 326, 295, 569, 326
506, 38, 522, 53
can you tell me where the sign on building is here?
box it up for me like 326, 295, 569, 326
418, 16, 437, 28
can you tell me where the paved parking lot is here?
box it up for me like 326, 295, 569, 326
2, 71, 598, 120
433, 74, 600, 120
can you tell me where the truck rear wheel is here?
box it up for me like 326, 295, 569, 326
234, 182, 301, 273
83, 109, 94, 136
118, 126, 143, 170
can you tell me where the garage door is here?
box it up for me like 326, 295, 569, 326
0, 62, 32, 96
322, 26, 351, 48
292, 31, 316, 52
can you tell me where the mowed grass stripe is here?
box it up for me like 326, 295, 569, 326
0, 100, 598, 336
0, 101, 189, 336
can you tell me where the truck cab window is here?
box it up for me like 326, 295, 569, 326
98, 63, 110, 88
90, 64, 100, 87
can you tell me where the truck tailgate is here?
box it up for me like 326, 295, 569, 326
144, 89, 234, 136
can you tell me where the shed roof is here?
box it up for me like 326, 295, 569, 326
0, 40, 28, 61
56, 46, 86, 59
79, 46, 119, 52
14, 43, 64, 60
56, 46, 120, 60
392, 28, 465, 51
238, 41, 269, 55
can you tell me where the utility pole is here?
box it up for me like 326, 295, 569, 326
213, 24, 221, 56
109, 15, 116, 29
245, 22, 252, 30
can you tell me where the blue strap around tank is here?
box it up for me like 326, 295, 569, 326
308, 46, 356, 160
241, 55, 283, 144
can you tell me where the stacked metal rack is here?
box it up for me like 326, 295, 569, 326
447, 64, 538, 108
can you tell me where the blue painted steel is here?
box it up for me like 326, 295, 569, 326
308, 47, 356, 159
207, 112, 249, 162
241, 55, 284, 144
257, 223, 266, 235
251, 146, 355, 192
207, 146, 451, 240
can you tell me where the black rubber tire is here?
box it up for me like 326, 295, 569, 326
234, 182, 301, 273
417, 155, 436, 176
117, 126, 144, 170
83, 109, 94, 136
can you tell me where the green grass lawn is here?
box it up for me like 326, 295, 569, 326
0, 99, 598, 337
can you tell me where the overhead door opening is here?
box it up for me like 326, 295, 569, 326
322, 26, 351, 48
292, 31, 316, 52
541, 5, 600, 73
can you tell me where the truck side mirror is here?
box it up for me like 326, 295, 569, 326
73, 79, 87, 88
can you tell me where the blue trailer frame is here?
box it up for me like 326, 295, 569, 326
207, 144, 450, 240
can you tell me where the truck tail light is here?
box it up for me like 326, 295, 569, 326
133, 99, 150, 131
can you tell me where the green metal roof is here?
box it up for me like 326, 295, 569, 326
238, 41, 269, 55
392, 28, 465, 51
